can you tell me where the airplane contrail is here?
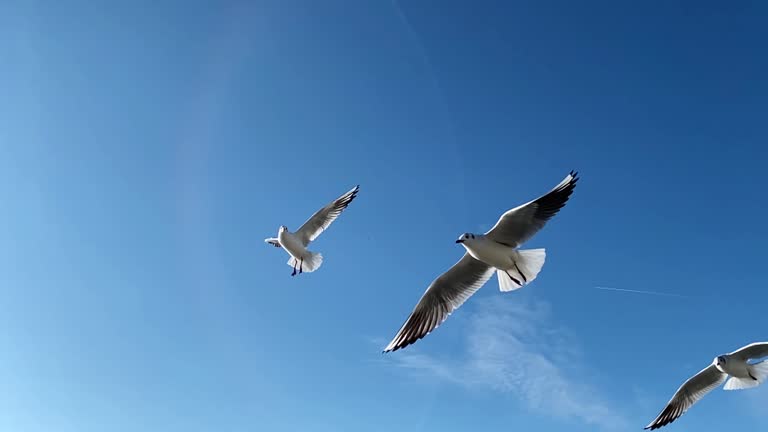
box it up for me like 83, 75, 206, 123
593, 286, 691, 299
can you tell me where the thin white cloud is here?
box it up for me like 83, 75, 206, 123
593, 286, 692, 299
385, 296, 628, 430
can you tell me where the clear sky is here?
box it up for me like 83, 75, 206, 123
1, 1, 767, 431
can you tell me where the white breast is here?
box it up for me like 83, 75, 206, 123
463, 236, 515, 269
279, 231, 307, 258
722, 358, 751, 378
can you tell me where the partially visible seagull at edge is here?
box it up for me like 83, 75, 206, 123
644, 342, 768, 430
265, 185, 359, 276
383, 171, 579, 353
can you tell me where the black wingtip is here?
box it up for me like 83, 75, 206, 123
559, 170, 579, 192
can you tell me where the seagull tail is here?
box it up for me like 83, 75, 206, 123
497, 248, 546, 292
724, 375, 761, 390
750, 360, 768, 384
287, 250, 324, 273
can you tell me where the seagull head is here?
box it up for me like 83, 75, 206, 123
279, 225, 288, 233
455, 233, 476, 244
714, 355, 727, 368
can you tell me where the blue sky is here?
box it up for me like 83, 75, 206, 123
1, 0, 767, 431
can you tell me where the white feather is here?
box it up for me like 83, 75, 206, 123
724, 376, 761, 391
287, 251, 324, 273
750, 360, 768, 382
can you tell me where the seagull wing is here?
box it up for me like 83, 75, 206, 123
644, 364, 727, 430
295, 185, 359, 246
729, 342, 768, 361
383, 254, 495, 353
485, 171, 578, 247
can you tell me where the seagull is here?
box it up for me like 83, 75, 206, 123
644, 342, 768, 430
265, 185, 359, 276
383, 171, 578, 353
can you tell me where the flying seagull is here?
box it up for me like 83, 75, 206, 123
645, 342, 768, 430
265, 185, 359, 276
383, 171, 578, 353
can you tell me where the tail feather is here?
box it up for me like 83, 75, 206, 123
751, 360, 768, 382
724, 376, 761, 390
497, 248, 546, 292
287, 250, 323, 273
497, 269, 523, 292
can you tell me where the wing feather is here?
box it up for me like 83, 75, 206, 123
644, 364, 726, 430
729, 342, 768, 361
485, 171, 578, 247
295, 185, 359, 246
383, 254, 495, 353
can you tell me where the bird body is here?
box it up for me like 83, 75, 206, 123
276, 226, 307, 262
717, 354, 755, 379
275, 226, 323, 275
717, 351, 768, 391
457, 234, 546, 291
459, 234, 517, 269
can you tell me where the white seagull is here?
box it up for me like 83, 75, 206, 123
265, 185, 359, 276
645, 342, 768, 430
383, 171, 578, 353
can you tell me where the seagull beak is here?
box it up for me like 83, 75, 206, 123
455, 239, 463, 244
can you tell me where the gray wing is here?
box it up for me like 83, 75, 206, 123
644, 364, 727, 430
295, 185, 359, 246
485, 171, 578, 248
264, 238, 280, 248
383, 254, 495, 353
729, 342, 768, 361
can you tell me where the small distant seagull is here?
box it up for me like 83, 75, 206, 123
383, 171, 578, 353
265, 185, 359, 276
644, 342, 768, 430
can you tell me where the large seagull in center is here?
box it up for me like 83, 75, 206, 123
383, 171, 578, 352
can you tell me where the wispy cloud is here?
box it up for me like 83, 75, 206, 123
385, 297, 628, 430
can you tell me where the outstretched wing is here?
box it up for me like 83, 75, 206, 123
264, 238, 280, 248
295, 185, 359, 246
485, 171, 578, 247
383, 254, 495, 353
644, 364, 726, 430
729, 342, 768, 361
